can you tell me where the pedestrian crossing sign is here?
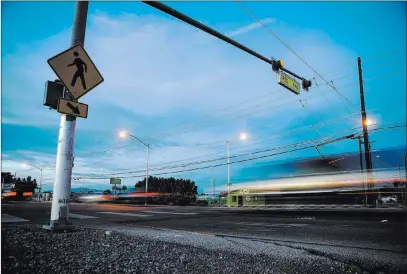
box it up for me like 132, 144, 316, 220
47, 44, 104, 100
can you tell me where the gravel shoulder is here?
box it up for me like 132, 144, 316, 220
0, 224, 400, 274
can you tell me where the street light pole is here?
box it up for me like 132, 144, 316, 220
39, 168, 43, 202
225, 133, 247, 208
145, 144, 150, 206
119, 131, 150, 205
25, 163, 44, 202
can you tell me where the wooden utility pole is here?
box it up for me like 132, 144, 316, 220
357, 57, 375, 206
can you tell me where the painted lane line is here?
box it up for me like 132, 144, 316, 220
69, 213, 99, 219
97, 212, 152, 217
1, 214, 29, 223
142, 211, 198, 215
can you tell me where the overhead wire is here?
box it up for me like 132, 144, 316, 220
149, 71, 358, 139
363, 48, 407, 62
72, 110, 360, 174
75, 121, 405, 179
30, 69, 406, 181
147, 68, 403, 140
75, 124, 406, 181
235, 0, 358, 113
73, 125, 392, 180
36, 62, 401, 173
72, 96, 403, 176
69, 64, 401, 160
311, 48, 406, 79
74, 111, 363, 174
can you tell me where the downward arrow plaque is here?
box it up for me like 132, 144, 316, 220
57, 98, 88, 119
66, 102, 80, 114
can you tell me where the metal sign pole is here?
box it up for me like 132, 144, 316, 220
44, 1, 89, 231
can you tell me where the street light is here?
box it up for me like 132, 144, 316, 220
118, 130, 150, 205
23, 162, 43, 202
365, 119, 374, 126
226, 132, 248, 208
118, 130, 128, 138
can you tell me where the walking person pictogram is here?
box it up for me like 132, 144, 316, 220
67, 51, 87, 90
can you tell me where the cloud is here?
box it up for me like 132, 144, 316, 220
2, 9, 367, 191
226, 17, 276, 37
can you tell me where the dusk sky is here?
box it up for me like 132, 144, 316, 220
1, 1, 406, 193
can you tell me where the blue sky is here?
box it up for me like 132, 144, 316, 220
1, 1, 406, 193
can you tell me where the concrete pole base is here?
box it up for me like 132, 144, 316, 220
42, 220, 74, 232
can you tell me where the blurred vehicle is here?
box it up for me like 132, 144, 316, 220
76, 193, 116, 203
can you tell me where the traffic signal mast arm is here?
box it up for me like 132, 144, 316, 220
142, 1, 312, 91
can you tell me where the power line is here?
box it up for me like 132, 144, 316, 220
150, 80, 357, 140
70, 68, 403, 161
74, 123, 406, 181
73, 132, 365, 180
150, 69, 359, 140
150, 70, 357, 139
148, 59, 403, 142
235, 1, 358, 112
313, 48, 406, 78
363, 48, 407, 62
148, 68, 399, 140
364, 59, 406, 72
74, 112, 357, 173
71, 63, 401, 161
76, 121, 405, 180
75, 111, 363, 174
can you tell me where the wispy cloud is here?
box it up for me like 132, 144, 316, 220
226, 17, 276, 38
2, 10, 374, 191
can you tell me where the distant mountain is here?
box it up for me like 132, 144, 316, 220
70, 188, 102, 193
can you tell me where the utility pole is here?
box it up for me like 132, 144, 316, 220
44, 1, 89, 231
357, 57, 375, 207
145, 144, 150, 206
355, 136, 368, 207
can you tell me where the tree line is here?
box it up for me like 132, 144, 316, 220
135, 176, 198, 195
135, 176, 198, 205
1, 172, 38, 199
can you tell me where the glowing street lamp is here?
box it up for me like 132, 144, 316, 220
226, 132, 248, 207
23, 162, 43, 202
365, 119, 374, 126
239, 132, 248, 141
118, 130, 129, 138
117, 130, 150, 205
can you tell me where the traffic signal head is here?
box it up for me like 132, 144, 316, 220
271, 59, 284, 72
302, 79, 312, 91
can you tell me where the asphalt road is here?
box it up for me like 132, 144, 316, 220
2, 201, 407, 273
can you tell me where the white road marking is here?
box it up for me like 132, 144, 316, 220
1, 214, 29, 223
143, 211, 198, 215
222, 221, 310, 228
97, 212, 152, 217
69, 213, 99, 219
